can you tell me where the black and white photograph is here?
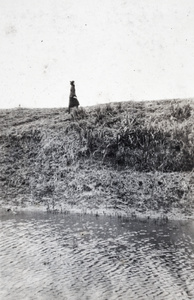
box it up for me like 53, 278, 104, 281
0, 0, 194, 299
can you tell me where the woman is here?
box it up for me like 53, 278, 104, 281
69, 81, 80, 113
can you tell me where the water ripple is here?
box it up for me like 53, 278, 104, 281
0, 212, 194, 300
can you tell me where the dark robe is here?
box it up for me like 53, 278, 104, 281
69, 82, 80, 113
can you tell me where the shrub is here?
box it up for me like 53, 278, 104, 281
170, 102, 192, 121
78, 121, 194, 172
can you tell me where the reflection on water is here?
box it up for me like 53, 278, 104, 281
0, 211, 194, 300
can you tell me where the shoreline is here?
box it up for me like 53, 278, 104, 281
1, 204, 194, 222
1, 187, 194, 222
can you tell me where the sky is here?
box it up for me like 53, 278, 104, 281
0, 0, 194, 109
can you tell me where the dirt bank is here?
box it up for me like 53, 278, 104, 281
0, 99, 194, 219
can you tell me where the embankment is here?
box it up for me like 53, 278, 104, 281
0, 99, 194, 218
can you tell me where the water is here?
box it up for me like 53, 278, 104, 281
0, 211, 194, 300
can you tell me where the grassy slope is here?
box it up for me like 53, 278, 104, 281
0, 99, 194, 218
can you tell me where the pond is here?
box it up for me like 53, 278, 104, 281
0, 211, 194, 300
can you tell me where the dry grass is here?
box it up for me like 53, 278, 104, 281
0, 98, 193, 217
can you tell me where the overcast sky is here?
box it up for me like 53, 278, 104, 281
0, 0, 194, 108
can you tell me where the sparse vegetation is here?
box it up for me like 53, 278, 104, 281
0, 99, 193, 217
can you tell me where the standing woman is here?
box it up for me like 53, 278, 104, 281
69, 81, 80, 113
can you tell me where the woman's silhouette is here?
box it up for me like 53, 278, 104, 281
68, 81, 79, 113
